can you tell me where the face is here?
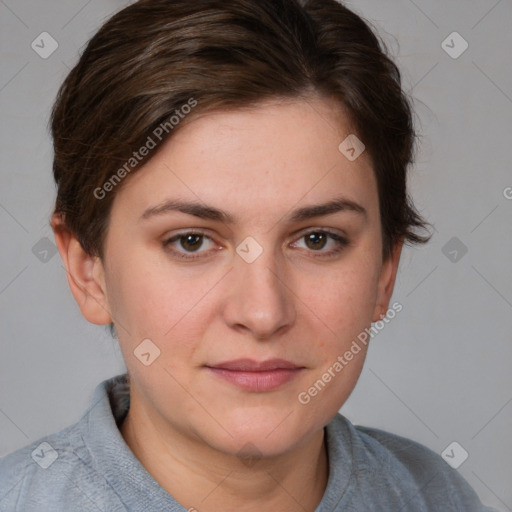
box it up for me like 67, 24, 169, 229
83, 97, 400, 458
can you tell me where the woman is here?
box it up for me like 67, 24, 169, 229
0, 0, 499, 510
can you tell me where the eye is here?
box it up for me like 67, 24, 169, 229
291, 230, 349, 257
163, 231, 218, 260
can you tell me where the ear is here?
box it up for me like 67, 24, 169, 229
51, 213, 112, 325
372, 238, 403, 322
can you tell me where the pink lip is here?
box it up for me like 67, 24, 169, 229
206, 359, 303, 392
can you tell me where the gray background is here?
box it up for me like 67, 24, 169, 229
1, 0, 511, 509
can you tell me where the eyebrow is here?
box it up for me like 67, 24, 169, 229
139, 196, 367, 224
289, 197, 367, 223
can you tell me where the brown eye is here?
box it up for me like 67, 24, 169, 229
179, 233, 204, 252
304, 232, 328, 250
291, 230, 349, 257
163, 231, 217, 260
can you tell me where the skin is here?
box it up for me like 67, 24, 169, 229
52, 96, 403, 512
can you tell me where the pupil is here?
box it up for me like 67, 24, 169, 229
306, 232, 326, 250
182, 234, 202, 251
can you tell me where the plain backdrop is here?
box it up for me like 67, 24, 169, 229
1, 0, 511, 510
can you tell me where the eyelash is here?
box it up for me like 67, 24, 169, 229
162, 229, 350, 261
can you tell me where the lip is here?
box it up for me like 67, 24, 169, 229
205, 358, 304, 392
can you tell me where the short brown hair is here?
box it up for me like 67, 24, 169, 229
50, 0, 431, 262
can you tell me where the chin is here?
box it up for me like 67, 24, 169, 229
198, 412, 321, 461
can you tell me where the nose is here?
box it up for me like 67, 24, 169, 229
222, 246, 297, 340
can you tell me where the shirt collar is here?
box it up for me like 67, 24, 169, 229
80, 373, 183, 511
80, 373, 354, 511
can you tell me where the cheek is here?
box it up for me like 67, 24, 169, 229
298, 253, 381, 347
106, 250, 221, 350
294, 256, 379, 414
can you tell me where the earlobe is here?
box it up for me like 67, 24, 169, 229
51, 213, 112, 325
372, 238, 403, 322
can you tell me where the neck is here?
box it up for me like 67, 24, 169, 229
120, 393, 329, 512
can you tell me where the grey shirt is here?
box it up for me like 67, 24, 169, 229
0, 373, 499, 511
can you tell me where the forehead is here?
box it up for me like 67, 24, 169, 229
111, 97, 378, 224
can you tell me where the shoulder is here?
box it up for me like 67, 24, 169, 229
352, 422, 448, 473
326, 414, 498, 511
0, 375, 130, 512
0, 421, 110, 512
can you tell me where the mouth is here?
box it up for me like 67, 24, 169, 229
205, 358, 304, 392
